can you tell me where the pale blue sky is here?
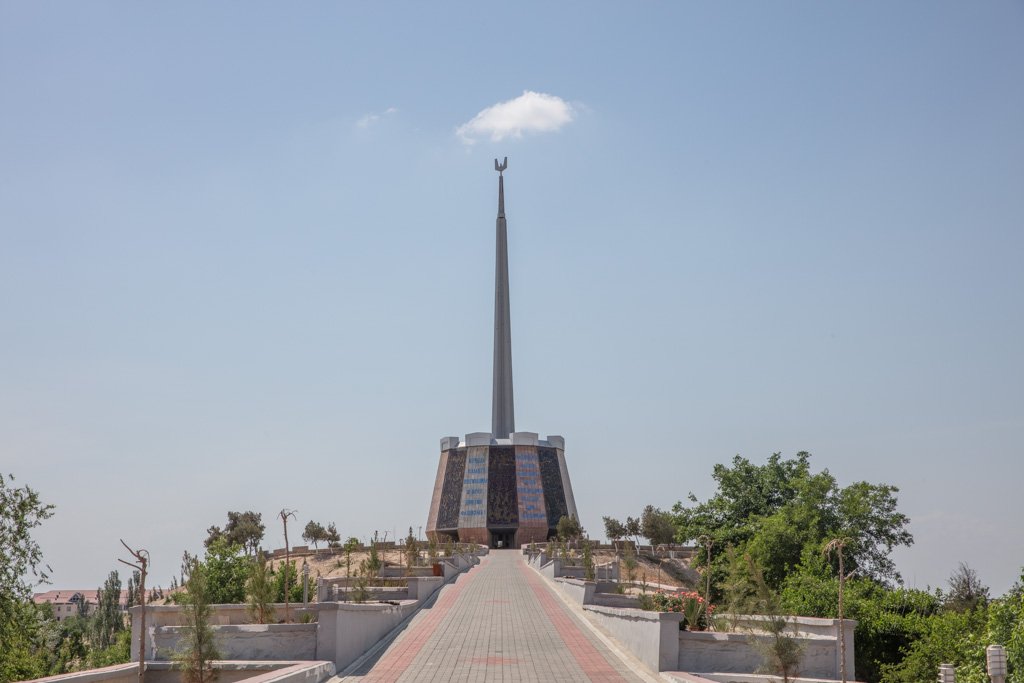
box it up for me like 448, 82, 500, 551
2, 2, 1022, 594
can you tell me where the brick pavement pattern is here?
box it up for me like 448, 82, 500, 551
339, 550, 647, 682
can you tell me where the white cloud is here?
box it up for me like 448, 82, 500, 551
356, 107, 398, 129
456, 91, 574, 144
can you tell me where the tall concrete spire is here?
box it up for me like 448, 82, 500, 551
492, 157, 514, 438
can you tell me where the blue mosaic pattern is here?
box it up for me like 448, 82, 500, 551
458, 446, 489, 529
515, 447, 548, 525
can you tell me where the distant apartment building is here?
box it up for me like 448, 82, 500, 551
32, 590, 130, 621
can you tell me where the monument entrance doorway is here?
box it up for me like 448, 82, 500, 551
490, 529, 515, 549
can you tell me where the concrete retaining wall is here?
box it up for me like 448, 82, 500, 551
552, 578, 595, 606
18, 663, 139, 683
151, 624, 318, 661
679, 618, 856, 679
677, 630, 852, 680
22, 661, 335, 683
583, 604, 683, 672
316, 601, 421, 671
530, 554, 856, 678
132, 604, 317, 629
124, 548, 479, 674
591, 592, 640, 609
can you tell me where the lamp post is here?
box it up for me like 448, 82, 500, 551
987, 645, 1007, 683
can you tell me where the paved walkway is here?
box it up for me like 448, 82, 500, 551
339, 550, 648, 682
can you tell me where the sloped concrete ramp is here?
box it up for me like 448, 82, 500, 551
337, 550, 648, 682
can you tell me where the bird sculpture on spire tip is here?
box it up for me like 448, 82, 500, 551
495, 157, 508, 174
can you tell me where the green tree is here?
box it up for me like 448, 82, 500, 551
404, 527, 419, 573
780, 546, 941, 683
302, 521, 328, 549
556, 515, 584, 544
366, 532, 382, 575
880, 607, 989, 683
176, 559, 220, 683
90, 570, 124, 651
622, 542, 638, 586
125, 571, 141, 609
201, 539, 249, 604
987, 571, 1024, 682
87, 629, 131, 668
673, 452, 913, 590
271, 562, 303, 604
582, 541, 595, 581
944, 562, 989, 613
640, 505, 676, 546
325, 523, 341, 548
43, 613, 89, 675
603, 516, 627, 544
0, 473, 56, 682
205, 511, 265, 556
744, 554, 804, 683
624, 516, 642, 547
343, 537, 360, 577
246, 556, 275, 625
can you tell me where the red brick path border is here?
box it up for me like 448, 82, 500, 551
355, 555, 489, 682
520, 562, 629, 682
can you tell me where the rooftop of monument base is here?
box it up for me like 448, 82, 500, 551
439, 431, 564, 449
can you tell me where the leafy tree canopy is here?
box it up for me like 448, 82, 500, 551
203, 539, 250, 604
944, 562, 990, 613
1, 473, 55, 682
603, 516, 627, 542
205, 511, 265, 556
302, 521, 328, 548
177, 539, 249, 605
673, 452, 913, 587
640, 505, 676, 546
556, 515, 584, 542
302, 520, 341, 549
90, 571, 124, 651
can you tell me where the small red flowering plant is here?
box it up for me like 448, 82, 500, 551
643, 589, 716, 630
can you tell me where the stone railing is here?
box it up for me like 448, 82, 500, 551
127, 548, 483, 673
529, 563, 856, 677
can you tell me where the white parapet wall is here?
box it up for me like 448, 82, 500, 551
677, 626, 856, 680
151, 624, 318, 661
20, 661, 336, 683
539, 570, 856, 679
122, 553, 481, 674
584, 604, 684, 672
316, 601, 423, 671
17, 663, 140, 683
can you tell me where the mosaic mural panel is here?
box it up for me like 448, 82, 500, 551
538, 446, 568, 529
458, 446, 489, 530
435, 448, 466, 530
514, 446, 548, 528
486, 446, 519, 527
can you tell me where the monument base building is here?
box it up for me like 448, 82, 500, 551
426, 432, 578, 548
